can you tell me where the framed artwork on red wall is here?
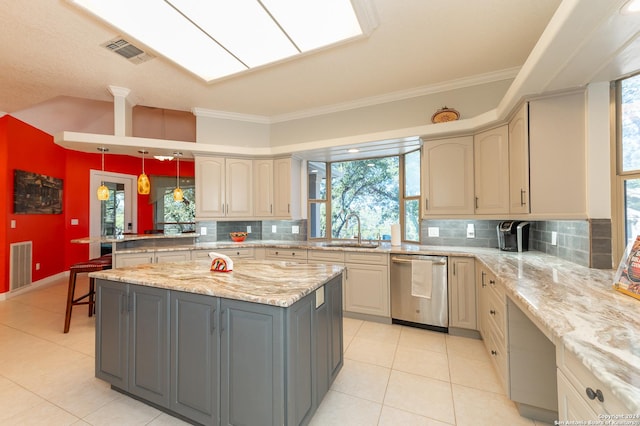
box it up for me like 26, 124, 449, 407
13, 169, 63, 214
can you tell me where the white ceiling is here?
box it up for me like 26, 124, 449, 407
2, 0, 640, 160
0, 0, 560, 118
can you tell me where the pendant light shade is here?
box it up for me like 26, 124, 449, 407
173, 152, 184, 202
97, 147, 110, 201
137, 150, 151, 195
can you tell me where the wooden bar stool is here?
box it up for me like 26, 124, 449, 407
63, 254, 112, 333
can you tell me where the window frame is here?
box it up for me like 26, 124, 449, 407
613, 73, 640, 261
306, 149, 421, 243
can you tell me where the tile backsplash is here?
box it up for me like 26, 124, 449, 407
196, 219, 307, 243
197, 217, 612, 269
420, 218, 612, 269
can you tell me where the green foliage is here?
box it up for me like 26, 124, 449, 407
163, 187, 196, 232
331, 157, 399, 240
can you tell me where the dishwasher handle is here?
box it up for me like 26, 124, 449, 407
391, 256, 446, 265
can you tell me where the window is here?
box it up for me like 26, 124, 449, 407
151, 176, 196, 233
616, 73, 640, 255
307, 150, 420, 243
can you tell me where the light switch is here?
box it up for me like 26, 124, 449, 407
247, 226, 252, 233
292, 225, 299, 234
551, 231, 558, 246
272, 225, 277, 233
200, 227, 207, 235
428, 227, 439, 237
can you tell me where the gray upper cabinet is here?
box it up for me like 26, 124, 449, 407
170, 291, 219, 425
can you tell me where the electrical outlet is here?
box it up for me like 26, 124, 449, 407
35, 263, 40, 271
551, 231, 558, 246
292, 225, 299, 234
466, 223, 475, 238
272, 225, 277, 233
70, 218, 79, 225
200, 227, 207, 235
428, 227, 439, 237
247, 226, 252, 233
10, 220, 16, 229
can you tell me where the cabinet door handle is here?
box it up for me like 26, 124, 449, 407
475, 197, 479, 209
489, 279, 496, 286
220, 309, 226, 334
520, 189, 526, 206
424, 198, 429, 211
453, 263, 457, 276
490, 309, 496, 315
481, 271, 487, 287
210, 311, 216, 334
586, 387, 604, 402
270, 204, 273, 214
288, 204, 290, 213
491, 350, 497, 356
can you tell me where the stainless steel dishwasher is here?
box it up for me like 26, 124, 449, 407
390, 254, 448, 332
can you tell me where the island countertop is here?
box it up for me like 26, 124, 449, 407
89, 259, 344, 308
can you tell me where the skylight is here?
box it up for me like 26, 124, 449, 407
70, 0, 369, 82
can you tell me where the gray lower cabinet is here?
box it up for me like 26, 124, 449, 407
171, 291, 219, 425
95, 281, 170, 408
220, 298, 287, 425
95, 275, 343, 426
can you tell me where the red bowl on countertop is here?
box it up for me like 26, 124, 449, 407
230, 232, 248, 242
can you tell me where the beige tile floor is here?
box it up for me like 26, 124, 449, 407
0, 275, 553, 425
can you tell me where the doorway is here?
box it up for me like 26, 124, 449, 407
89, 170, 137, 258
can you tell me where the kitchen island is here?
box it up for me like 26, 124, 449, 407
90, 259, 344, 426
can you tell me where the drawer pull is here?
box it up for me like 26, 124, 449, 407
491, 350, 497, 356
586, 387, 604, 402
490, 309, 496, 315
489, 279, 496, 285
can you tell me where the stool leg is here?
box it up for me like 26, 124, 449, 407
88, 277, 95, 317
63, 271, 76, 333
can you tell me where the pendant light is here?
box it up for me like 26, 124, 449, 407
173, 152, 183, 202
137, 149, 150, 195
96, 147, 110, 201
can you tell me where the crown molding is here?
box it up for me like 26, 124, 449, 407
190, 67, 519, 125
270, 66, 520, 123
191, 107, 271, 124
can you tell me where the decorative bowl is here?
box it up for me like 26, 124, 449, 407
230, 232, 248, 242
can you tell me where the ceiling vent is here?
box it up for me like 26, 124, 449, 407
101, 37, 154, 64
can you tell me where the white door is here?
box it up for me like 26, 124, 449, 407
89, 170, 137, 258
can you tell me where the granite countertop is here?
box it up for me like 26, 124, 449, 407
71, 233, 198, 244
90, 260, 344, 308
101, 238, 640, 412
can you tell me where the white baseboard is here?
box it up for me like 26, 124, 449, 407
0, 271, 68, 301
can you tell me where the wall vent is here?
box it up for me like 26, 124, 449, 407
101, 37, 155, 64
10, 241, 32, 291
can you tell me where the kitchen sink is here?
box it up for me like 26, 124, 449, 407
321, 242, 379, 249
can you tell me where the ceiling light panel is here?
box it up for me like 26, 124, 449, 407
167, 0, 298, 68
262, 0, 363, 51
70, 0, 365, 82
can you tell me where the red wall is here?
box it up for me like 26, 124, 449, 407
1, 115, 194, 294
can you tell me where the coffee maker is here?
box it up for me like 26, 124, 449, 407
497, 221, 530, 252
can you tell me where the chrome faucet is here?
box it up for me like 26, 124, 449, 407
345, 212, 361, 244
